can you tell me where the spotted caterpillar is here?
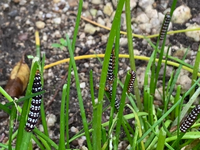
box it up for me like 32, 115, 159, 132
180, 105, 200, 132
25, 71, 42, 132
127, 70, 136, 94
104, 49, 120, 110
159, 12, 171, 40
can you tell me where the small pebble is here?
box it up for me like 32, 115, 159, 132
53, 17, 62, 24
154, 87, 163, 101
43, 34, 48, 41
80, 82, 86, 88
120, 38, 128, 46
145, 6, 158, 19
53, 30, 62, 38
90, 8, 97, 17
91, 0, 101, 4
8, 10, 18, 17
103, 3, 113, 16
2, 4, 9, 11
84, 24, 98, 34
46, 13, 52, 18
185, 24, 200, 42
80, 146, 88, 150
71, 126, 79, 133
78, 136, 86, 147
84, 63, 89, 68
19, 0, 27, 5
130, 0, 137, 10
13, 0, 20, 3
136, 13, 149, 23
53, 0, 60, 3
36, 21, 45, 29
177, 75, 191, 93
97, 17, 105, 26
139, 0, 154, 10
136, 67, 146, 89
172, 5, 191, 24
18, 33, 28, 41
46, 114, 56, 127
139, 23, 152, 33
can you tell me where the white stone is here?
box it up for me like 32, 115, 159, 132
112, 0, 118, 8
80, 146, 88, 150
78, 136, 86, 147
150, 18, 160, 28
185, 24, 200, 42
19, 0, 27, 5
130, 0, 137, 10
145, 6, 158, 19
79, 32, 85, 39
63, 4, 70, 12
138, 0, 154, 10
103, 3, 113, 16
139, 23, 152, 33
136, 13, 149, 23
158, 12, 165, 23
2, 4, 9, 10
134, 49, 140, 55
136, 67, 147, 89
84, 24, 98, 34
84, 63, 89, 68
90, 8, 97, 17
35, 21, 45, 29
39, 124, 44, 132
46, 114, 56, 127
53, 17, 62, 24
97, 17, 105, 26
172, 5, 191, 24
94, 98, 98, 104
91, 0, 101, 4
177, 75, 191, 93
80, 82, 86, 88
46, 13, 52, 18
120, 38, 128, 46
83, 1, 89, 9
54, 30, 61, 38
53, 0, 60, 3
154, 87, 163, 101
71, 126, 79, 133
118, 70, 124, 76
43, 34, 48, 41
101, 34, 108, 43
97, 10, 104, 17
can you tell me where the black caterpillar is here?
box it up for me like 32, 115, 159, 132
159, 12, 171, 40
127, 70, 136, 94
107, 49, 115, 84
108, 86, 120, 110
104, 49, 120, 110
25, 71, 42, 132
180, 105, 200, 132
105, 49, 115, 91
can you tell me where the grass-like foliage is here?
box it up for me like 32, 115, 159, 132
1, 0, 200, 149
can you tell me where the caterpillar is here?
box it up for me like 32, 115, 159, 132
114, 97, 120, 110
25, 71, 42, 132
107, 49, 115, 84
180, 105, 200, 132
104, 49, 119, 110
105, 49, 115, 91
127, 70, 136, 94
108, 86, 120, 110
159, 12, 171, 40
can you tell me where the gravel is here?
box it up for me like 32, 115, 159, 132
0, 0, 200, 149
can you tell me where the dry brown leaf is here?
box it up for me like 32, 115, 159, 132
5, 60, 30, 97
